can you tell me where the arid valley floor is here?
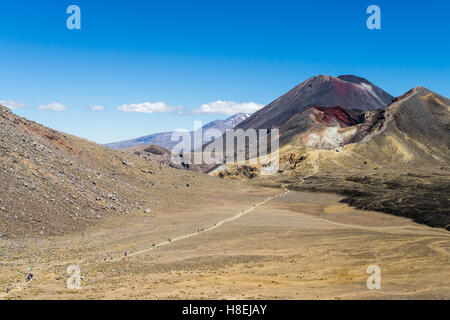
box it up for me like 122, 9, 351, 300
1, 181, 449, 299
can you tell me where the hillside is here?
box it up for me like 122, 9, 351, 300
269, 87, 450, 229
212, 87, 450, 229
0, 105, 229, 238
204, 75, 393, 171
120, 144, 173, 166
286, 87, 450, 169
279, 106, 365, 149
236, 75, 393, 131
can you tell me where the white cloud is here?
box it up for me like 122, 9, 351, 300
117, 102, 178, 114
193, 101, 264, 115
0, 100, 29, 110
90, 105, 105, 112
37, 102, 67, 112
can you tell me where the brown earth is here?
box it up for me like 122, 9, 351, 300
1, 186, 448, 299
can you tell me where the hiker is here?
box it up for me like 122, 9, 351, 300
26, 268, 33, 282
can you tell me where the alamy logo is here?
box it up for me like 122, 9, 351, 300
66, 5, 81, 30
170, 122, 279, 175
66, 264, 81, 289
366, 265, 381, 290
366, 5, 381, 30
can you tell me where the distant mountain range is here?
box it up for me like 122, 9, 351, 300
105, 112, 251, 151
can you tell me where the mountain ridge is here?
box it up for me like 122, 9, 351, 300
237, 74, 393, 131
105, 112, 251, 150
215, 86, 450, 229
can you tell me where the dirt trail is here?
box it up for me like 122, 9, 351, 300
0, 185, 290, 298
114, 182, 448, 262
121, 186, 290, 260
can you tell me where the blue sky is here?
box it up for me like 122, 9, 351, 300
0, 0, 449, 143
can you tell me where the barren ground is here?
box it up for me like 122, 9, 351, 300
0, 184, 449, 300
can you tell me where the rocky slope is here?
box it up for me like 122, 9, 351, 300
236, 75, 393, 131
264, 87, 450, 229
0, 105, 227, 238
213, 86, 450, 229
279, 106, 365, 149
120, 144, 173, 166
204, 75, 393, 170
